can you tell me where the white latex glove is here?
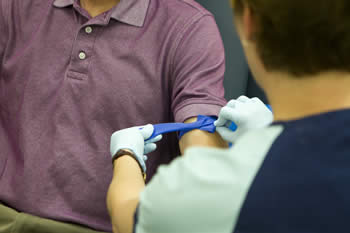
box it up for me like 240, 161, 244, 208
214, 96, 273, 143
110, 124, 162, 173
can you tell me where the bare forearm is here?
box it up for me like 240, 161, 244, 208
179, 117, 228, 154
107, 156, 145, 233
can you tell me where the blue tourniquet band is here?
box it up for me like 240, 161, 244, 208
149, 115, 223, 140
148, 105, 271, 140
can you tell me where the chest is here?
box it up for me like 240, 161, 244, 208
1, 7, 173, 124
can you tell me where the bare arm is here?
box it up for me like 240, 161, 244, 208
107, 155, 144, 233
179, 117, 228, 154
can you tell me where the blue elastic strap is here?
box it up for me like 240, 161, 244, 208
149, 115, 219, 140
148, 105, 272, 140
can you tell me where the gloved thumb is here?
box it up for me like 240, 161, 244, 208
215, 106, 241, 127
140, 124, 154, 140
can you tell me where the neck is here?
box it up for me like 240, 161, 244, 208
80, 0, 120, 17
263, 71, 350, 121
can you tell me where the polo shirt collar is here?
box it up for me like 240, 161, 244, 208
53, 0, 150, 27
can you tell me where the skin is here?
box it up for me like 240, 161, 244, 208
80, 0, 120, 17
180, 117, 228, 154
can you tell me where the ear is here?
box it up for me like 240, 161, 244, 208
242, 6, 256, 42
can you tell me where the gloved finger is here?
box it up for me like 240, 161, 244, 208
215, 118, 234, 128
144, 143, 157, 154
236, 95, 250, 103
249, 97, 270, 111
140, 124, 154, 140
216, 125, 234, 135
214, 119, 223, 127
214, 118, 228, 127
216, 127, 238, 143
143, 155, 148, 161
215, 107, 231, 126
215, 106, 242, 126
226, 99, 238, 108
145, 134, 162, 144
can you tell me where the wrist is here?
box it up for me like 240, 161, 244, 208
112, 149, 146, 181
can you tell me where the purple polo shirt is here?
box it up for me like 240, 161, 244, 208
0, 0, 226, 231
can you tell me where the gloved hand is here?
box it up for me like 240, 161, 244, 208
214, 96, 273, 143
110, 124, 162, 173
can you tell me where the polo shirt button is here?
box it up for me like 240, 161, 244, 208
79, 52, 87, 60
85, 26, 93, 34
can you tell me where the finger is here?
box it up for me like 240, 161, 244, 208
218, 106, 241, 123
214, 119, 223, 127
250, 98, 272, 113
214, 117, 227, 127
144, 143, 157, 154
251, 97, 262, 102
216, 127, 238, 143
215, 107, 232, 126
145, 134, 162, 144
237, 95, 250, 103
140, 124, 154, 140
251, 97, 266, 107
215, 118, 235, 128
226, 99, 238, 108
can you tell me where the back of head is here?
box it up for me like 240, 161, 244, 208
231, 0, 350, 77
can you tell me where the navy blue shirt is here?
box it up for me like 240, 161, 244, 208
235, 109, 350, 233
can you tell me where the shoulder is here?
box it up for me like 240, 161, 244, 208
6, 0, 50, 11
149, 0, 216, 31
6, 0, 52, 23
155, 0, 213, 18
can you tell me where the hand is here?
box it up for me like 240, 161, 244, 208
110, 124, 162, 173
214, 96, 273, 143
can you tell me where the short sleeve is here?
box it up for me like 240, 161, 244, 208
170, 14, 227, 122
0, 0, 8, 69
133, 126, 284, 233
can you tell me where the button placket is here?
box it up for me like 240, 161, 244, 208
77, 26, 93, 60
67, 25, 99, 80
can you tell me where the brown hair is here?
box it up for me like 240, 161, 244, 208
231, 0, 350, 76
